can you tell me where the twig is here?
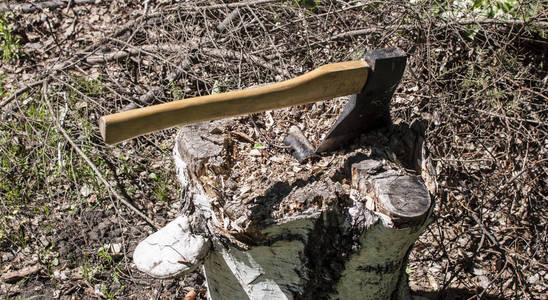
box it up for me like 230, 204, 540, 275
331, 24, 415, 40
177, 0, 280, 11
505, 77, 548, 101
117, 9, 246, 112
331, 18, 548, 40
121, 45, 198, 111
86, 43, 188, 66
0, 0, 112, 13
203, 47, 290, 78
217, 8, 241, 32
255, 16, 548, 56
229, 130, 270, 157
471, 214, 499, 246
49, 14, 152, 72
245, 5, 287, 77
86, 50, 137, 65
470, 212, 528, 294
446, 18, 548, 28
476, 109, 545, 125
1, 265, 41, 283
86, 44, 289, 78
2, 11, 151, 113
0, 79, 46, 110
142, 0, 154, 16
42, 81, 160, 230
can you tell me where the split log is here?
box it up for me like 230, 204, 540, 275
134, 115, 436, 299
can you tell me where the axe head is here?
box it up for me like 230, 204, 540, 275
316, 48, 407, 153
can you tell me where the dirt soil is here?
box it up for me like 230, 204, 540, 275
0, 1, 546, 299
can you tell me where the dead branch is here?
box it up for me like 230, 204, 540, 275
476, 109, 545, 125
42, 81, 160, 230
331, 18, 548, 40
1, 265, 41, 283
447, 18, 548, 28
203, 47, 290, 78
217, 8, 242, 32
86, 44, 192, 65
0, 12, 152, 111
178, 0, 280, 11
119, 7, 245, 111
0, 79, 46, 110
0, 0, 112, 13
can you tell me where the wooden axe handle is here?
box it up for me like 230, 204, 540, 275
99, 60, 369, 144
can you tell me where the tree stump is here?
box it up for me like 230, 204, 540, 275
134, 115, 436, 299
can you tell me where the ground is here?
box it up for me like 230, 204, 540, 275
0, 0, 546, 299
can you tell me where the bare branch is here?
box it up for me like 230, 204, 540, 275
0, 0, 112, 13
42, 81, 160, 230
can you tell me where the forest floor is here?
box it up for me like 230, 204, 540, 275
0, 1, 546, 299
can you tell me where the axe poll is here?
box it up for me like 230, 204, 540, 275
99, 48, 406, 152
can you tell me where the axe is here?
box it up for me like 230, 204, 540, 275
99, 48, 406, 152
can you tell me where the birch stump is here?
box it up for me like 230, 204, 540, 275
134, 117, 436, 299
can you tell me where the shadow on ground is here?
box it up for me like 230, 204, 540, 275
415, 288, 506, 300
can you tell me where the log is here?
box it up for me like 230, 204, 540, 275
133, 115, 435, 299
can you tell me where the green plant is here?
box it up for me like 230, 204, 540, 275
469, 0, 520, 19
149, 172, 171, 202
73, 76, 104, 98
296, 0, 320, 9
97, 247, 114, 266
0, 12, 21, 61
101, 284, 125, 300
436, 0, 538, 20
169, 80, 185, 99
0, 72, 6, 97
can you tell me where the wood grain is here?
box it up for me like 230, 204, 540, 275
99, 60, 369, 144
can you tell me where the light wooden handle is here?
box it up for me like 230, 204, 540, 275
99, 60, 369, 144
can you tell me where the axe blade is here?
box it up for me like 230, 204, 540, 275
316, 48, 407, 153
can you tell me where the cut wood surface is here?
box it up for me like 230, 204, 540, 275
99, 60, 368, 144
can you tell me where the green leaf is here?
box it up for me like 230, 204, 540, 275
211, 81, 221, 95
253, 143, 266, 149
